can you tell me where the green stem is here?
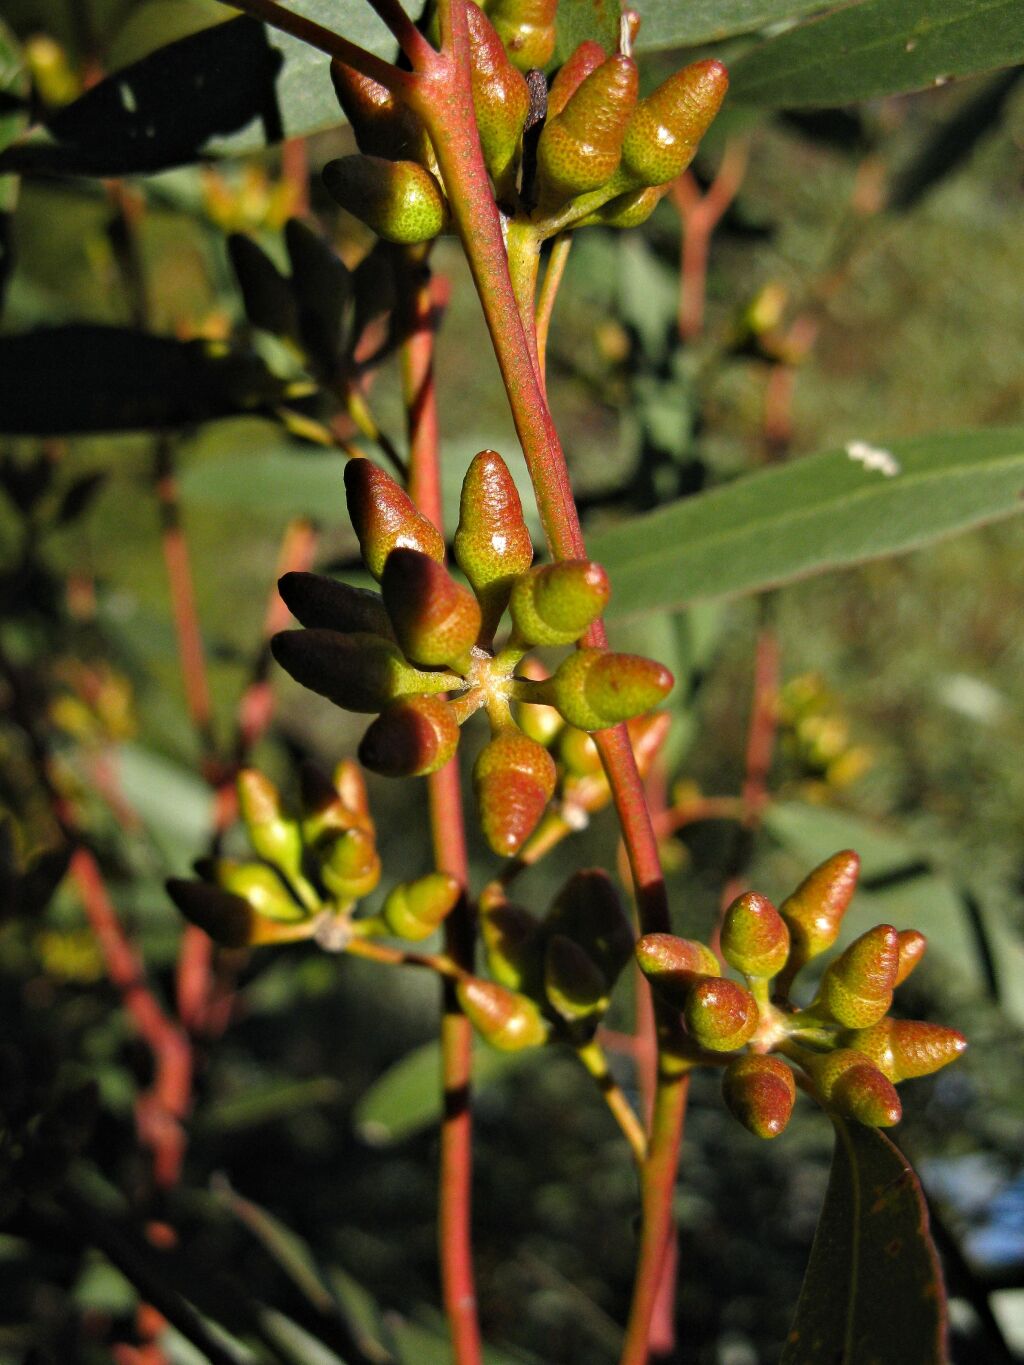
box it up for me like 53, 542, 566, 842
576, 1039, 648, 1164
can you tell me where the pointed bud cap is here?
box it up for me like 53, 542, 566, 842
721, 892, 790, 980
779, 849, 860, 972
323, 155, 448, 245
895, 929, 927, 986
487, 0, 558, 71
457, 976, 549, 1050
844, 1018, 967, 1083
381, 548, 481, 674
300, 760, 371, 843
345, 458, 445, 581
479, 883, 542, 991
509, 560, 610, 647
167, 879, 313, 948
335, 759, 373, 828
359, 695, 461, 778
818, 924, 899, 1029
382, 872, 461, 941
466, 3, 530, 188
454, 450, 534, 636
544, 868, 633, 987
237, 769, 304, 878
546, 40, 606, 118
550, 648, 673, 732
544, 934, 609, 1024
622, 60, 730, 187
279, 572, 394, 639
537, 54, 639, 203
810, 1049, 902, 1128
723, 1055, 796, 1139
684, 977, 758, 1052
272, 629, 454, 713
213, 859, 309, 923
474, 731, 557, 856
330, 60, 428, 162
319, 827, 381, 901
635, 933, 720, 1008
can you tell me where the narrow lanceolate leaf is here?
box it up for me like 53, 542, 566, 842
782, 1120, 947, 1365
729, 0, 1024, 108
627, 1, 834, 52
591, 429, 1024, 621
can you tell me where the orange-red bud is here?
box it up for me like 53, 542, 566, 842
635, 932, 719, 1008
817, 924, 899, 1029
509, 559, 610, 646
382, 872, 461, 941
895, 928, 927, 985
723, 1055, 796, 1139
345, 458, 446, 580
779, 849, 860, 973
359, 695, 461, 778
457, 976, 549, 1050
330, 60, 428, 162
808, 1049, 902, 1128
549, 648, 673, 732
323, 155, 448, 244
536, 55, 638, 203
843, 1018, 967, 1083
622, 60, 729, 187
272, 629, 453, 712
684, 977, 758, 1052
454, 449, 534, 638
278, 572, 394, 639
466, 3, 530, 190
487, 0, 557, 71
381, 548, 481, 674
474, 731, 557, 856
720, 891, 790, 980
546, 41, 606, 119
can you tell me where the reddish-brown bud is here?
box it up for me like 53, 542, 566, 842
895, 928, 928, 986
544, 868, 633, 987
720, 892, 790, 980
723, 1055, 796, 1139
359, 695, 460, 778
381, 548, 481, 674
487, 0, 558, 71
622, 60, 730, 187
549, 648, 673, 732
474, 731, 557, 856
817, 924, 899, 1029
457, 976, 549, 1050
345, 458, 446, 580
808, 1049, 902, 1128
844, 1018, 967, 1083
546, 41, 606, 119
454, 449, 534, 638
272, 629, 454, 712
382, 872, 461, 941
278, 572, 394, 639
544, 934, 609, 1024
466, 3, 530, 190
479, 883, 542, 991
635, 933, 719, 1008
323, 155, 448, 244
536, 55, 639, 203
779, 849, 860, 972
509, 560, 610, 647
684, 977, 758, 1052
330, 60, 429, 162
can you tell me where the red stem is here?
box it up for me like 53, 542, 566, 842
671, 139, 750, 343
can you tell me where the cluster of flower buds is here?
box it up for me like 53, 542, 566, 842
272, 451, 673, 857
636, 850, 966, 1137
321, 2, 729, 243
168, 763, 382, 951
456, 868, 634, 1050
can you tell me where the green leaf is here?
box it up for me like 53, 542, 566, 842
0, 16, 27, 301
0, 326, 286, 434
628, 0, 833, 51
181, 445, 349, 518
591, 428, 1024, 621
200, 1077, 343, 1133
554, 0, 623, 64
782, 1120, 946, 1365
354, 1040, 533, 1145
729, 0, 1024, 108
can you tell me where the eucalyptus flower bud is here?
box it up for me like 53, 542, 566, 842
723, 1055, 796, 1139
323, 155, 448, 244
345, 458, 446, 580
509, 560, 610, 647
457, 976, 549, 1050
382, 872, 461, 941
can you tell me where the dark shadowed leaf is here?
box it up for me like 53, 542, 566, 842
782, 1119, 947, 1364
0, 16, 27, 307
0, 326, 286, 434
729, 0, 1024, 108
591, 428, 1024, 620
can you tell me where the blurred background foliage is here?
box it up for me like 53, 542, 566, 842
0, 1, 1023, 1362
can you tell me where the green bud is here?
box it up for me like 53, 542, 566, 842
457, 976, 549, 1050
720, 891, 790, 980
381, 548, 481, 674
684, 977, 758, 1052
319, 827, 381, 902
817, 924, 899, 1029
359, 695, 461, 778
300, 760, 370, 844
557, 724, 602, 777
509, 559, 610, 647
843, 1019, 967, 1083
212, 858, 309, 923
549, 648, 673, 732
323, 155, 448, 245
573, 184, 670, 230
278, 572, 395, 640
453, 449, 534, 639
722, 1055, 796, 1139
272, 629, 457, 713
486, 0, 558, 72
466, 3, 530, 192
382, 872, 461, 941
345, 458, 446, 581
544, 869, 633, 988
635, 933, 719, 1009
474, 731, 557, 857
536, 54, 638, 204
621, 60, 730, 187
807, 1049, 902, 1128
237, 768, 304, 881
544, 934, 608, 1024
779, 849, 860, 975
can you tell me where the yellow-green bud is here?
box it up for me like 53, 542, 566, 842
322, 155, 448, 245
382, 872, 461, 941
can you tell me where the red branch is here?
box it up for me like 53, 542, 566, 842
671, 139, 750, 343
